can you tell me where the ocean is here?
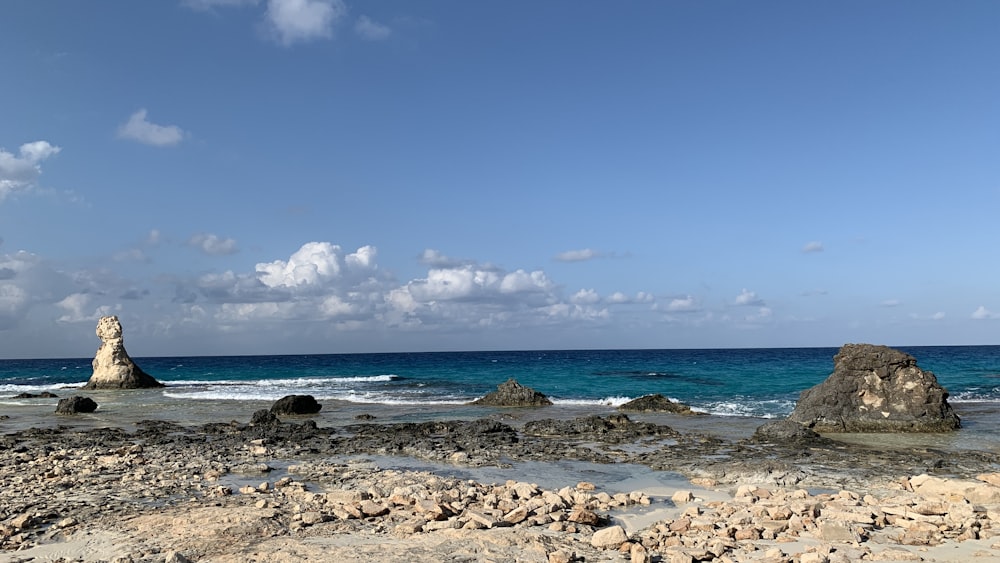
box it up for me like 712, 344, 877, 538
2, 346, 1000, 450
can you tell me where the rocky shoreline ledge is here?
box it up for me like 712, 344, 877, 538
3, 411, 1000, 563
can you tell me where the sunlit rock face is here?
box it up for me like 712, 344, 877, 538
788, 343, 959, 433
83, 316, 164, 390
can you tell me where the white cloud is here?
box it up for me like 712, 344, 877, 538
499, 270, 553, 294
734, 288, 764, 306
571, 289, 600, 305
972, 306, 999, 320
665, 296, 699, 312
802, 241, 824, 253
355, 15, 391, 40
257, 241, 344, 288
743, 306, 773, 323
554, 248, 599, 262
117, 109, 186, 147
931, 311, 945, 320
265, 0, 346, 45
606, 291, 655, 305
881, 299, 901, 307
0, 140, 61, 201
189, 233, 239, 256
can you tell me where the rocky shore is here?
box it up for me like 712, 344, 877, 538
3, 411, 1000, 562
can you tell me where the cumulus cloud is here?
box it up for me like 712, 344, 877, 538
972, 306, 999, 320
665, 296, 699, 312
355, 15, 390, 40
554, 248, 599, 263
606, 291, 655, 305
188, 233, 239, 256
117, 109, 186, 147
571, 289, 600, 305
881, 299, 901, 307
265, 0, 346, 45
0, 140, 61, 201
802, 241, 824, 253
931, 311, 945, 320
734, 288, 764, 307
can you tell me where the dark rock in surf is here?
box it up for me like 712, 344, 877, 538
619, 394, 698, 415
470, 378, 552, 407
55, 395, 98, 414
788, 343, 960, 433
13, 392, 58, 399
270, 394, 322, 415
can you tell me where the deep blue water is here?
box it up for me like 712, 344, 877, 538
2, 346, 999, 419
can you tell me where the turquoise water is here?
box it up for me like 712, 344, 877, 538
2, 346, 998, 419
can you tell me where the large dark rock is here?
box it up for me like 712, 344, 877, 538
788, 344, 960, 433
270, 394, 322, 415
55, 395, 98, 414
619, 394, 697, 415
470, 379, 552, 407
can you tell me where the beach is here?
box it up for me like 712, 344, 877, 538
3, 397, 1000, 562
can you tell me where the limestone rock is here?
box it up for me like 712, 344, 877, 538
470, 378, 553, 407
618, 394, 696, 414
83, 316, 163, 390
55, 395, 98, 414
591, 525, 628, 548
788, 344, 960, 432
270, 394, 322, 415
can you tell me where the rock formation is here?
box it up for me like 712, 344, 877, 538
470, 378, 552, 407
83, 316, 163, 390
271, 394, 322, 415
618, 394, 696, 415
55, 395, 98, 414
788, 343, 960, 432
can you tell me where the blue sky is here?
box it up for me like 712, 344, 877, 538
1, 1, 998, 358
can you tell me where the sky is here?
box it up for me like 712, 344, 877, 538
1, 1, 999, 358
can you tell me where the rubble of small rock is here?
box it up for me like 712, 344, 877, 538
3, 413, 1000, 562
83, 315, 163, 390
470, 378, 553, 406
789, 343, 961, 432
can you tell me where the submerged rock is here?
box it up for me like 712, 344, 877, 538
271, 394, 322, 415
618, 394, 696, 414
55, 395, 98, 414
13, 392, 58, 399
788, 343, 960, 432
470, 378, 552, 407
83, 316, 163, 390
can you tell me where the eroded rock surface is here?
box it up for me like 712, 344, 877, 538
270, 394, 322, 415
788, 343, 960, 432
54, 395, 98, 414
83, 316, 163, 390
470, 378, 552, 407
619, 394, 696, 415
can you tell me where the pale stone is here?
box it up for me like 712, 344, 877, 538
84, 316, 163, 390
672, 490, 694, 504
591, 525, 628, 548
